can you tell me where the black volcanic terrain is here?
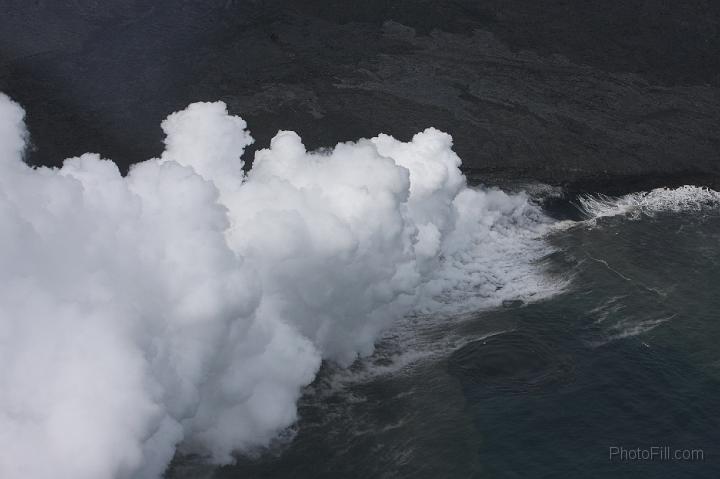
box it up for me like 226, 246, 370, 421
1, 0, 718, 192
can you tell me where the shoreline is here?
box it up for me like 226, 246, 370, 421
466, 168, 720, 197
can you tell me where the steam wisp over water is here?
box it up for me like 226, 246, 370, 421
0, 93, 558, 479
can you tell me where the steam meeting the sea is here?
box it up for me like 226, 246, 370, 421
2, 91, 719, 478
1, 2, 719, 478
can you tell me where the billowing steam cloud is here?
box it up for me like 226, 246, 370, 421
0, 93, 555, 479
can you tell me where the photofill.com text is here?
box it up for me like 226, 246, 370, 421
609, 446, 704, 462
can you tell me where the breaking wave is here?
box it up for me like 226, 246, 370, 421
577, 185, 720, 220
0, 93, 561, 479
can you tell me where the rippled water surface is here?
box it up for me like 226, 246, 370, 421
169, 199, 720, 479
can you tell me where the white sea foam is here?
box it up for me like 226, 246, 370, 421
589, 314, 676, 347
577, 185, 720, 220
0, 93, 562, 479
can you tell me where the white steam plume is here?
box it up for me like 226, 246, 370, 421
0, 93, 556, 478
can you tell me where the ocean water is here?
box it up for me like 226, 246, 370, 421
3, 91, 718, 478
168, 186, 720, 478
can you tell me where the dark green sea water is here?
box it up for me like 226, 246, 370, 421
169, 198, 720, 478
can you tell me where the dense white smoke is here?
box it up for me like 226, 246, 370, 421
0, 93, 555, 479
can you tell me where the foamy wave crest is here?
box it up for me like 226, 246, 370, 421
577, 185, 720, 219
0, 93, 559, 479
